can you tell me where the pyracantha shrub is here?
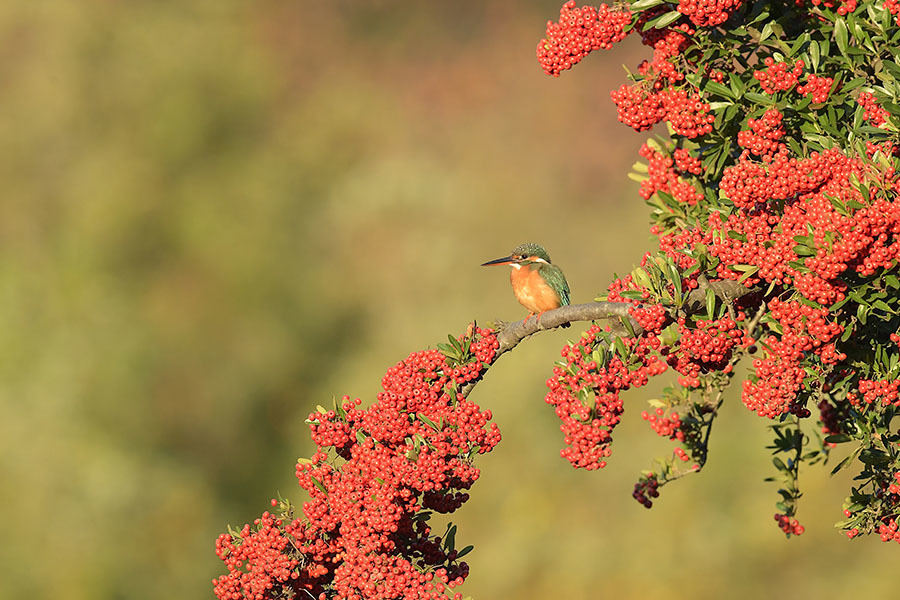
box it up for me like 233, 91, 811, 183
214, 330, 501, 599
216, 2, 900, 598
535, 0, 900, 545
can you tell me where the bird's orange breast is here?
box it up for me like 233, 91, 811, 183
510, 265, 562, 314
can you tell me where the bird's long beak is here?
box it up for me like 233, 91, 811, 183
481, 255, 515, 267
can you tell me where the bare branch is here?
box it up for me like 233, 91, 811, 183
494, 302, 635, 357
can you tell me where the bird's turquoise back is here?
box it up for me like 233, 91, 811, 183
537, 262, 570, 306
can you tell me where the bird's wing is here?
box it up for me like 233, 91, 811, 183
538, 263, 570, 306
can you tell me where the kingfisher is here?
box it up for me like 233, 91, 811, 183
481, 242, 570, 322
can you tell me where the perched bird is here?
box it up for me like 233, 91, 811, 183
481, 242, 570, 322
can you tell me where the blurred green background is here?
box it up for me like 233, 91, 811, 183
1, 1, 894, 598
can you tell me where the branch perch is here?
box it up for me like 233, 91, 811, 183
493, 301, 634, 357
460, 283, 759, 398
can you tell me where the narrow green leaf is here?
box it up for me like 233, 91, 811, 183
630, 0, 666, 10
834, 18, 849, 55
705, 80, 737, 100
650, 10, 683, 29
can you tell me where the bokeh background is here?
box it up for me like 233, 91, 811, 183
1, 1, 895, 598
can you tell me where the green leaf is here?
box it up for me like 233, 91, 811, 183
443, 524, 457, 551
455, 544, 474, 559
824, 434, 851, 444
646, 10, 683, 29
630, 0, 666, 10
809, 40, 820, 71
859, 448, 891, 466
706, 286, 716, 321
447, 334, 463, 353
834, 18, 849, 55
705, 80, 737, 100
418, 414, 441, 431
621, 315, 637, 338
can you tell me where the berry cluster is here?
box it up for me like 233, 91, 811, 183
804, 0, 858, 14
859, 91, 889, 126
847, 378, 900, 407
636, 19, 695, 83
673, 147, 703, 175
742, 299, 842, 418
214, 329, 501, 599
632, 473, 660, 508
736, 108, 785, 159
774, 513, 805, 536
668, 316, 750, 387
878, 519, 900, 543
642, 407, 685, 442
546, 323, 667, 469
610, 84, 714, 138
537, 1, 631, 76
214, 511, 300, 600
610, 84, 666, 132
796, 73, 833, 103
637, 143, 704, 205
676, 0, 743, 27
754, 58, 804, 94
660, 86, 716, 137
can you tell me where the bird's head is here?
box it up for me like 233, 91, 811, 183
481, 242, 552, 268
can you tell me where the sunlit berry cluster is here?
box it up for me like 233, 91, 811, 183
796, 73, 833, 103
774, 513, 805, 536
546, 323, 668, 469
636, 18, 695, 83
537, 0, 631, 76
214, 511, 300, 600
859, 91, 889, 126
847, 378, 900, 407
736, 108, 786, 158
668, 316, 750, 387
610, 84, 714, 138
754, 58, 804, 94
215, 329, 501, 599
629, 301, 668, 331
676, 0, 743, 26
642, 407, 685, 442
878, 519, 900, 543
637, 143, 704, 205
742, 299, 843, 418
804, 0, 858, 14
660, 86, 716, 137
610, 84, 666, 132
